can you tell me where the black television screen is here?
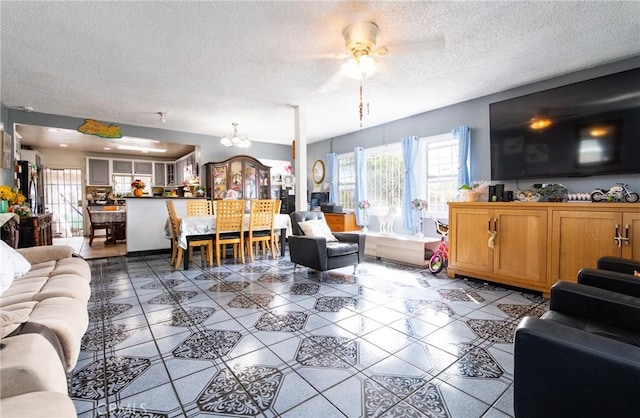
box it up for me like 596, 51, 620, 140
489, 68, 640, 180
310, 192, 329, 209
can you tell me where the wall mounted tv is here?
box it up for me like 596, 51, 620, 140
489, 68, 640, 180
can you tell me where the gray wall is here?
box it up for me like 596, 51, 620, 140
308, 56, 640, 196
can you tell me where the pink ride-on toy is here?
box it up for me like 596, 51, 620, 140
428, 217, 449, 274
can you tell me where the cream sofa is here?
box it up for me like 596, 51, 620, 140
1, 244, 91, 417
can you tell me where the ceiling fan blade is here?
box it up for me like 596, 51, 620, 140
314, 71, 346, 94
380, 37, 445, 56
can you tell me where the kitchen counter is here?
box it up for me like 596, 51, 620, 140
125, 196, 205, 253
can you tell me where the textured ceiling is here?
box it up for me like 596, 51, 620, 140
2, 1, 639, 146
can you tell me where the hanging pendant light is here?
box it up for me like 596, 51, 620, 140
220, 122, 251, 148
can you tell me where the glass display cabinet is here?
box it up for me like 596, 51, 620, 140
205, 155, 271, 201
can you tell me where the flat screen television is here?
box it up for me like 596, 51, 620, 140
310, 192, 330, 210
489, 68, 640, 180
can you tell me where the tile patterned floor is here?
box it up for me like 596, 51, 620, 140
71, 251, 549, 417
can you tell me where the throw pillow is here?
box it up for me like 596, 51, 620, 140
0, 243, 16, 295
0, 239, 31, 278
298, 219, 338, 242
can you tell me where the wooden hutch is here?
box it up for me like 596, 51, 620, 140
205, 155, 271, 201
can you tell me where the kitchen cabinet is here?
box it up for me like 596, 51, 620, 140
134, 161, 153, 175
449, 204, 548, 293
205, 155, 271, 201
154, 163, 166, 186
449, 202, 640, 296
88, 158, 110, 185
166, 163, 176, 186
113, 160, 133, 173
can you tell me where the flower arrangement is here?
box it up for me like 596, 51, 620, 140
183, 176, 200, 186
131, 179, 146, 189
358, 200, 371, 209
0, 185, 26, 205
13, 205, 33, 217
411, 198, 428, 211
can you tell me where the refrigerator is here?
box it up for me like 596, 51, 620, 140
16, 160, 43, 214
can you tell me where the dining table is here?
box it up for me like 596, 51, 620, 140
176, 213, 292, 270
88, 209, 126, 245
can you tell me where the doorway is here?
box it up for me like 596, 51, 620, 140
43, 168, 84, 238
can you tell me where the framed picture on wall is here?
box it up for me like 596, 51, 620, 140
1, 132, 12, 169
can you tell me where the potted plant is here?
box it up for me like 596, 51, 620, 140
536, 183, 569, 202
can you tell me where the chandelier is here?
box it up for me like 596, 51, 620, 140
220, 122, 251, 148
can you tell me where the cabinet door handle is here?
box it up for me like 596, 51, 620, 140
488, 219, 492, 233
614, 224, 622, 247
623, 224, 630, 246
493, 218, 498, 233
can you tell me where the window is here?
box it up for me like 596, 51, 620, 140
337, 144, 404, 211
422, 133, 459, 215
336, 132, 459, 218
113, 175, 152, 196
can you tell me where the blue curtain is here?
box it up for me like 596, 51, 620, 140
354, 147, 366, 225
327, 153, 338, 204
401, 136, 419, 231
453, 125, 470, 189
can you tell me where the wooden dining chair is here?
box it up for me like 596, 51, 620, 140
214, 199, 245, 267
186, 199, 213, 216
273, 199, 282, 254
166, 200, 213, 269
86, 208, 111, 246
246, 199, 276, 262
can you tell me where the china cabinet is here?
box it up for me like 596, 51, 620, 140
205, 155, 271, 200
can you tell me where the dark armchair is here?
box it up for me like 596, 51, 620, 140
514, 278, 640, 418
288, 211, 365, 273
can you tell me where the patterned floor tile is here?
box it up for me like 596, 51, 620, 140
172, 330, 242, 359
255, 311, 308, 332
73, 251, 542, 418
71, 356, 151, 400
163, 306, 216, 326
147, 291, 199, 305
196, 365, 283, 415
314, 296, 358, 312
296, 335, 358, 368
228, 293, 274, 309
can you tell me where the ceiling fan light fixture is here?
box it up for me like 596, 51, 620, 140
341, 54, 377, 80
221, 122, 251, 148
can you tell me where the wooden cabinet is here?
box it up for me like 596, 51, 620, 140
18, 214, 53, 248
88, 159, 110, 185
449, 204, 548, 292
449, 202, 640, 296
205, 155, 271, 201
324, 213, 358, 232
549, 207, 640, 285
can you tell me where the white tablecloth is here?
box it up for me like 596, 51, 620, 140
177, 213, 291, 249
88, 210, 126, 224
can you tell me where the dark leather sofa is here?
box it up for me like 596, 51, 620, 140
514, 260, 640, 418
288, 211, 365, 273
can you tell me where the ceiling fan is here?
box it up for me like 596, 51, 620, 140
329, 21, 445, 81
320, 21, 444, 126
